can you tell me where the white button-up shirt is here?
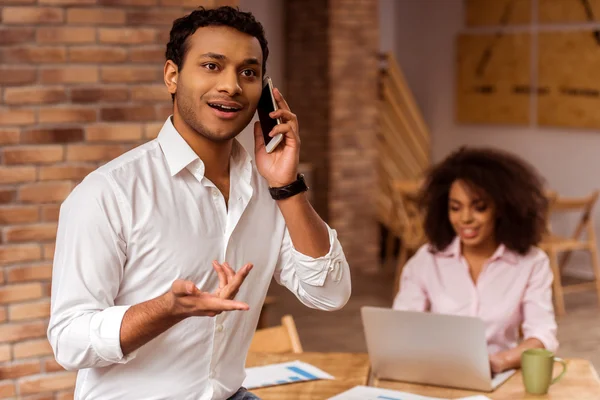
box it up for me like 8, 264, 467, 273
47, 117, 351, 400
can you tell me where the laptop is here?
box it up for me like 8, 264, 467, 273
360, 306, 516, 392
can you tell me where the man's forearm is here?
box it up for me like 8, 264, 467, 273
276, 192, 330, 258
120, 293, 184, 356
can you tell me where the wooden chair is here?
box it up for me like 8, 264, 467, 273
539, 190, 600, 316
249, 315, 303, 354
389, 179, 427, 296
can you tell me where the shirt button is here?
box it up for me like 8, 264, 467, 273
216, 324, 224, 332
212, 189, 219, 198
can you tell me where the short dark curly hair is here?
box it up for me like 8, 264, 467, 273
420, 147, 548, 255
165, 6, 269, 99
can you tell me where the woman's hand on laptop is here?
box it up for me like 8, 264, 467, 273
489, 351, 509, 374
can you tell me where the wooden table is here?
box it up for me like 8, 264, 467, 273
375, 358, 600, 399
245, 352, 370, 399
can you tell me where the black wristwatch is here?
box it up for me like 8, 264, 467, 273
269, 173, 309, 200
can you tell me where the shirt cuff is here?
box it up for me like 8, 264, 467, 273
291, 226, 345, 287
523, 330, 559, 353
90, 305, 138, 364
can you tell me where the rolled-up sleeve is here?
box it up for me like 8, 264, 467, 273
521, 255, 559, 353
47, 173, 138, 371
273, 225, 351, 311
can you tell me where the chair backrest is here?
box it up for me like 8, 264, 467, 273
390, 179, 427, 249
249, 315, 303, 354
546, 190, 600, 243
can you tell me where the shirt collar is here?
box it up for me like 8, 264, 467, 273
156, 116, 253, 183
435, 236, 518, 265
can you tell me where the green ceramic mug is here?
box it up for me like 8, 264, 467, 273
521, 348, 567, 395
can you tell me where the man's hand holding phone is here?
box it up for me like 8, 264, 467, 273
254, 84, 301, 189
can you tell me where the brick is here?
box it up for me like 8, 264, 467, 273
0, 206, 39, 224
39, 165, 95, 181
0, 283, 43, 304
0, 28, 35, 45
0, 166, 36, 184
41, 204, 61, 221
99, 0, 156, 5
9, 300, 51, 321
22, 394, 55, 400
43, 358, 64, 372
20, 372, 77, 395
1, 46, 66, 64
144, 122, 163, 139
56, 392, 74, 400
131, 85, 171, 102
39, 107, 97, 124
156, 29, 170, 44
42, 243, 55, 260
66, 144, 124, 162
37, 27, 96, 44
4, 87, 67, 105
41, 67, 99, 84
0, 0, 38, 2
2, 7, 64, 24
3, 146, 64, 165
0, 129, 19, 145
130, 46, 164, 63
0, 67, 37, 85
42, 282, 51, 297
19, 182, 72, 204
0, 344, 10, 363
6, 263, 53, 282
99, 28, 156, 44
71, 87, 128, 104
67, 8, 126, 25
156, 104, 172, 120
0, 245, 41, 265
5, 223, 57, 243
0, 307, 5, 323
0, 110, 36, 126
21, 128, 84, 144
69, 47, 127, 63
13, 339, 53, 359
87, 124, 143, 142
101, 105, 156, 122
0, 329, 49, 354
126, 10, 183, 25
101, 67, 161, 83
0, 360, 40, 380
0, 190, 16, 204
39, 0, 95, 4
0, 382, 15, 399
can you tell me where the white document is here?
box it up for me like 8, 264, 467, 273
328, 386, 492, 400
327, 386, 447, 400
243, 360, 334, 389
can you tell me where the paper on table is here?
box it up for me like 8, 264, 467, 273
243, 360, 334, 389
328, 386, 492, 400
327, 386, 447, 400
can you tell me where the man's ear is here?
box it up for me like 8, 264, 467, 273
164, 60, 178, 96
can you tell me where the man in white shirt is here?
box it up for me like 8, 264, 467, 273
47, 6, 351, 400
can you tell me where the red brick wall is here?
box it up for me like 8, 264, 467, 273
0, 1, 236, 397
285, 0, 380, 273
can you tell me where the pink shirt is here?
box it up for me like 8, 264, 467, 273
393, 237, 558, 355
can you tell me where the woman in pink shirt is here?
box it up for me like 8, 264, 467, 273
393, 147, 558, 374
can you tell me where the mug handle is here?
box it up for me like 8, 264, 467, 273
551, 357, 567, 385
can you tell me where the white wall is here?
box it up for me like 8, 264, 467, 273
237, 0, 285, 155
380, 0, 600, 277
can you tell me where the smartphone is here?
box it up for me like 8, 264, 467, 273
257, 76, 284, 153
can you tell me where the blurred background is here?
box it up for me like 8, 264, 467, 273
2, 0, 600, 397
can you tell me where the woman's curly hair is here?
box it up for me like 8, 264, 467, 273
420, 147, 549, 255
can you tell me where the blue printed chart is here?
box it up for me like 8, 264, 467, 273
243, 360, 334, 389
327, 386, 491, 400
